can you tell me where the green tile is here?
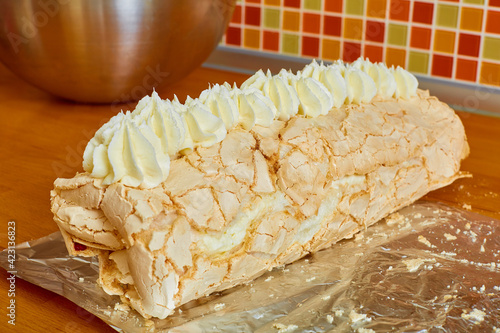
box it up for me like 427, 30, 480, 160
483, 37, 500, 61
408, 51, 429, 74
282, 33, 299, 55
345, 0, 364, 16
264, 8, 280, 29
436, 4, 459, 28
463, 0, 484, 4
388, 24, 407, 46
304, 0, 322, 11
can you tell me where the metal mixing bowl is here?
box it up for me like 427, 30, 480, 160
0, 0, 235, 103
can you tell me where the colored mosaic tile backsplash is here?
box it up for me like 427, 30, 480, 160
222, 0, 500, 87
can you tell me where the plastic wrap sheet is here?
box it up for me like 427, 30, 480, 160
1, 201, 499, 332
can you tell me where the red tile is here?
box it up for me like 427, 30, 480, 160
365, 20, 385, 43
364, 45, 384, 62
390, 0, 410, 21
231, 5, 242, 24
343, 41, 362, 62
456, 58, 477, 82
303, 13, 321, 34
490, 0, 500, 7
432, 54, 453, 78
284, 0, 300, 8
458, 33, 481, 57
324, 15, 342, 36
302, 36, 320, 58
325, 0, 342, 13
246, 0, 261, 3
245, 6, 261, 26
486, 10, 500, 34
410, 26, 432, 49
263, 30, 280, 52
413, 2, 434, 24
225, 26, 241, 46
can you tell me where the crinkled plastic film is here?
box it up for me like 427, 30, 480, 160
1, 201, 499, 332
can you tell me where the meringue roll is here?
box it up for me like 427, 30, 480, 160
51, 58, 468, 319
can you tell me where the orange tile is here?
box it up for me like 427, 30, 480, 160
244, 28, 260, 49
303, 13, 321, 34
390, 0, 410, 21
283, 10, 300, 31
410, 26, 432, 49
433, 30, 455, 53
264, 0, 281, 5
486, 10, 500, 34
263, 30, 280, 52
364, 44, 384, 62
344, 18, 364, 40
460, 7, 483, 31
231, 5, 242, 24
456, 58, 477, 82
367, 0, 387, 18
385, 47, 406, 68
325, 0, 342, 13
480, 62, 500, 86
322, 39, 341, 60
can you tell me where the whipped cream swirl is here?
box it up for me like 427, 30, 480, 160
83, 58, 419, 188
83, 110, 169, 189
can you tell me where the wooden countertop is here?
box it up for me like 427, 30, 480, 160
0, 62, 499, 332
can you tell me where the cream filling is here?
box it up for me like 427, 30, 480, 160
199, 191, 290, 254
198, 175, 365, 255
295, 175, 365, 244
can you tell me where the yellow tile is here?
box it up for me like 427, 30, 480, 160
388, 23, 407, 46
282, 33, 299, 55
460, 7, 483, 32
408, 51, 429, 74
304, 0, 322, 11
346, 0, 364, 15
343, 18, 363, 40
264, 8, 280, 29
283, 11, 300, 32
434, 30, 455, 54
244, 28, 260, 49
483, 37, 500, 61
437, 4, 459, 28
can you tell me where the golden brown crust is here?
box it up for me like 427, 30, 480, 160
51, 90, 469, 319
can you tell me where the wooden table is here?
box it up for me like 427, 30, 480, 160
0, 62, 499, 333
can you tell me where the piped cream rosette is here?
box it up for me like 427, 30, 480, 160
82, 58, 418, 189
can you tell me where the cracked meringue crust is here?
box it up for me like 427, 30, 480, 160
50, 89, 468, 319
